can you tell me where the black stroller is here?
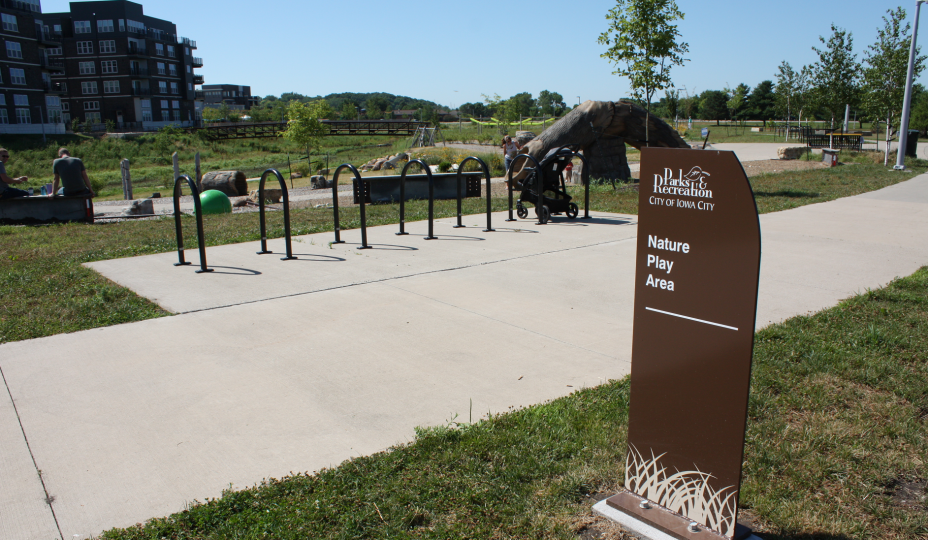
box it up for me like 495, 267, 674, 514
514, 146, 579, 223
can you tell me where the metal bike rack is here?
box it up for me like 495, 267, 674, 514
330, 163, 370, 249
172, 174, 212, 273
568, 150, 592, 219
255, 168, 296, 260
505, 154, 544, 224
396, 159, 437, 240
456, 156, 494, 232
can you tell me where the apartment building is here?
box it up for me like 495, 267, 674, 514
0, 0, 67, 134
43, 0, 203, 130
201, 84, 257, 111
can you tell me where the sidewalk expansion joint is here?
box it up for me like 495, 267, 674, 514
0, 363, 64, 540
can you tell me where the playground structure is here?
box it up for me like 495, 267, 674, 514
408, 126, 445, 148
170, 153, 591, 272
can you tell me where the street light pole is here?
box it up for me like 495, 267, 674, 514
895, 0, 926, 170
577, 96, 581, 107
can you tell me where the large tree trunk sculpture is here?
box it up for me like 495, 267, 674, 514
515, 100, 689, 182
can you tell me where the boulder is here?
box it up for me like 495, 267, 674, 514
291, 172, 303, 179
201, 170, 247, 196
121, 199, 154, 216
515, 131, 536, 145
248, 188, 282, 203
777, 146, 809, 160
311, 175, 332, 189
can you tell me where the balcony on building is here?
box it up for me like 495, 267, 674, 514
191, 57, 203, 68
192, 74, 204, 85
194, 90, 204, 100
129, 65, 150, 77
131, 87, 151, 96
179, 36, 197, 49
43, 81, 65, 94
128, 43, 148, 56
40, 55, 65, 73
36, 25, 62, 46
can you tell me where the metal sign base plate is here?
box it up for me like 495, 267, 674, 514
598, 490, 754, 540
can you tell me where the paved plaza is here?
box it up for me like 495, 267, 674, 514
2, 170, 928, 539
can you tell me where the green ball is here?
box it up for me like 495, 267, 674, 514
198, 189, 232, 215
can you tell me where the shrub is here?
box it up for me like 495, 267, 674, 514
438, 161, 452, 173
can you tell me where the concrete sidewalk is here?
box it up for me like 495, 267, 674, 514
3, 174, 928, 539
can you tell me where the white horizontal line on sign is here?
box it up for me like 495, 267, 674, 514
645, 307, 738, 331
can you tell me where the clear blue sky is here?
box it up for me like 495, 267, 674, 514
40, 0, 928, 109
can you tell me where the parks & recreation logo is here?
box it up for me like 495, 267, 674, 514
649, 166, 715, 211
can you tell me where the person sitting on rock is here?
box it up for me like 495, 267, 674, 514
0, 148, 30, 199
49, 148, 95, 198
502, 135, 522, 174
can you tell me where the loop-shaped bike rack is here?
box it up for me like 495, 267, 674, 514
456, 156, 494, 232
396, 159, 437, 240
331, 163, 371, 249
506, 153, 544, 224
172, 174, 212, 273
567, 150, 592, 219
256, 168, 296, 260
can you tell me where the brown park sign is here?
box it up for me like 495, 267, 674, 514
605, 148, 761, 540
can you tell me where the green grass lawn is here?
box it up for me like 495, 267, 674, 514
1, 156, 925, 344
97, 266, 928, 539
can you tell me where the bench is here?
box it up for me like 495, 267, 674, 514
0, 195, 94, 224
351, 172, 485, 204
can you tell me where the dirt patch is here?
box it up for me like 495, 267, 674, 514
741, 159, 830, 177
887, 476, 927, 508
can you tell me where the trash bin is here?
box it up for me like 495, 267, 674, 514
906, 129, 920, 158
822, 148, 839, 167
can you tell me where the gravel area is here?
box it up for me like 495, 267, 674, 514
741, 159, 829, 177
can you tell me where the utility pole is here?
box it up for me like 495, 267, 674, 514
896, 0, 927, 170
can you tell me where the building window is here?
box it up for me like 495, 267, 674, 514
79, 61, 95, 75
13, 94, 28, 106
160, 99, 169, 109
118, 19, 125, 32
58, 82, 67, 92
48, 109, 61, 123
142, 109, 152, 122
185, 47, 190, 56
155, 43, 164, 56
161, 109, 169, 121
77, 41, 93, 54
0, 95, 5, 106
74, 21, 91, 34
188, 83, 192, 91
48, 46, 62, 56
0, 109, 8, 124
99, 40, 116, 53
1, 14, 18, 32
101, 60, 117, 74
169, 64, 177, 76
85, 112, 101, 123
61, 101, 69, 111
97, 20, 114, 33
173, 110, 181, 121
81, 81, 98, 94
167, 45, 175, 58
6, 41, 22, 59
46, 95, 59, 107
10, 68, 25, 85
104, 81, 119, 93
83, 101, 99, 110
127, 19, 145, 33
16, 108, 30, 124
172, 100, 179, 109
170, 82, 178, 94
158, 81, 167, 93
186, 65, 191, 74
156, 62, 165, 75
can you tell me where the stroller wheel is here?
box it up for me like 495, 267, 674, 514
540, 205, 550, 224
566, 203, 579, 219
517, 206, 528, 219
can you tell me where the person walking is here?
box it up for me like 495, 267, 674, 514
501, 135, 522, 174
49, 148, 95, 198
0, 148, 30, 199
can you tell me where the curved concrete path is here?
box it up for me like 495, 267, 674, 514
2, 173, 928, 539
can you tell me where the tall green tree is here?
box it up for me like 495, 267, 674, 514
700, 90, 729, 125
725, 83, 750, 122
283, 100, 333, 161
664, 89, 679, 120
508, 92, 535, 118
774, 61, 812, 140
811, 25, 861, 129
365, 96, 390, 119
597, 0, 689, 144
861, 7, 925, 164
537, 90, 566, 116
746, 80, 776, 125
